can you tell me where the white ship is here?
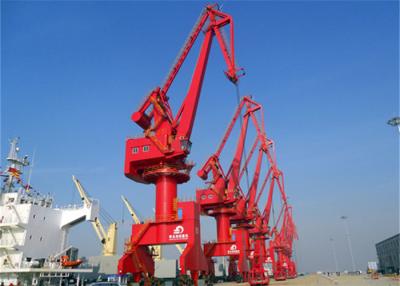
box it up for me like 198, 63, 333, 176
0, 138, 100, 285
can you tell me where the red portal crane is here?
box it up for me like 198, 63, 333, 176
269, 204, 298, 280
228, 108, 271, 285
245, 133, 290, 284
118, 4, 243, 285
257, 155, 297, 282
196, 95, 283, 286
196, 96, 262, 281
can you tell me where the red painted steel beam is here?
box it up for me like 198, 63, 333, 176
119, 4, 244, 285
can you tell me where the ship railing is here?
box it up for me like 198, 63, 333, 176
42, 261, 64, 269
1, 204, 25, 226
56, 204, 83, 210
0, 218, 24, 227
0, 238, 21, 248
0, 263, 20, 269
18, 193, 53, 206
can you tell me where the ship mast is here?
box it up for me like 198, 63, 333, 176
2, 138, 29, 193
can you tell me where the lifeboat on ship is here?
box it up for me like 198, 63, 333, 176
60, 255, 83, 268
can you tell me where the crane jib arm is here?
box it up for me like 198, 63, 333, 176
125, 5, 243, 184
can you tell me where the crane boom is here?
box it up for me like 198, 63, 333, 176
161, 5, 241, 96
72, 176, 117, 256
93, 217, 107, 242
72, 175, 104, 241
246, 147, 263, 217
125, 5, 244, 187
121, 195, 141, 224
72, 175, 91, 207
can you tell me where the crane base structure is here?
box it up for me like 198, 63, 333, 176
118, 200, 207, 284
198, 202, 244, 280
249, 236, 269, 285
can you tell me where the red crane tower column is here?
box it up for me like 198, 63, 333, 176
118, 5, 243, 285
196, 96, 261, 280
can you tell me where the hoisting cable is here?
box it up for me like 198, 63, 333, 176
121, 202, 125, 224
272, 201, 276, 227
217, 8, 250, 191
73, 179, 116, 224
293, 242, 298, 265
235, 83, 251, 191
100, 209, 114, 225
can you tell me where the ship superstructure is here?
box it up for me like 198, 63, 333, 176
0, 138, 99, 285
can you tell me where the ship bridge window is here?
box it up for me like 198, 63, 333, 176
132, 147, 139, 154
33, 214, 36, 219
40, 236, 43, 242
43, 216, 46, 221
29, 235, 32, 240
143, 145, 149, 152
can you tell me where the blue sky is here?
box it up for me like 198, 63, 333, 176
1, 1, 398, 273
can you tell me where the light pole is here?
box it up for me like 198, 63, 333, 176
329, 237, 339, 273
340, 216, 356, 272
387, 116, 400, 132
